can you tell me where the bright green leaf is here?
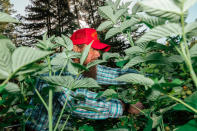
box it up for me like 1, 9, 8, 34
12, 47, 52, 73
97, 20, 113, 31
136, 23, 182, 44
115, 73, 154, 87
0, 12, 19, 23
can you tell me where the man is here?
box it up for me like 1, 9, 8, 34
26, 28, 143, 130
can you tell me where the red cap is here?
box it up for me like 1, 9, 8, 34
70, 28, 110, 52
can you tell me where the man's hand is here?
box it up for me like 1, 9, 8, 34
128, 102, 144, 115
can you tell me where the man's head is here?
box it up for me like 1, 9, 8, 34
70, 28, 110, 65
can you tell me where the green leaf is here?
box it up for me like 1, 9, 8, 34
114, 9, 128, 22
139, 0, 181, 20
147, 89, 161, 101
42, 76, 100, 89
145, 52, 169, 65
120, 18, 139, 31
79, 125, 94, 131
80, 41, 93, 65
42, 76, 74, 88
0, 42, 12, 79
132, 3, 143, 15
72, 78, 100, 89
75, 106, 100, 113
102, 52, 120, 61
190, 44, 197, 57
67, 61, 79, 75
175, 119, 197, 131
98, 6, 116, 23
113, 0, 121, 10
123, 56, 145, 69
62, 35, 73, 51
173, 91, 197, 113
96, 89, 117, 98
124, 46, 144, 56
144, 117, 153, 131
115, 73, 154, 87
36, 34, 57, 51
185, 21, 197, 39
97, 20, 113, 31
134, 14, 166, 28
0, 12, 19, 23
51, 53, 68, 67
86, 60, 106, 69
136, 23, 182, 44
0, 84, 6, 93
105, 27, 121, 40
12, 47, 52, 73
168, 55, 184, 63
54, 36, 65, 47
0, 39, 16, 53
4, 82, 20, 93
107, 129, 129, 131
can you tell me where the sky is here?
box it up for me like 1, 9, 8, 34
10, 0, 197, 22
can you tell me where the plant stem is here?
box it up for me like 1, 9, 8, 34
167, 95, 197, 114
54, 90, 70, 131
61, 115, 70, 131
48, 89, 53, 131
34, 88, 48, 111
180, 13, 197, 88
47, 56, 53, 131
0, 74, 12, 87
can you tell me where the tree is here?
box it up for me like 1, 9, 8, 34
19, 0, 77, 46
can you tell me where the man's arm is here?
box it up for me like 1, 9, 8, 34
58, 88, 124, 119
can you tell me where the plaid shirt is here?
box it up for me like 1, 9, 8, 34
25, 65, 138, 131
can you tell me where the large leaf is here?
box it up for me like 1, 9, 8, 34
98, 6, 116, 23
67, 61, 79, 75
86, 60, 106, 69
124, 46, 144, 55
134, 14, 166, 28
72, 78, 100, 89
145, 52, 169, 64
42, 76, 74, 88
168, 55, 184, 63
51, 53, 68, 67
4, 82, 20, 93
0, 41, 12, 79
62, 35, 73, 51
12, 47, 52, 73
114, 9, 128, 22
0, 12, 19, 23
185, 21, 197, 38
123, 56, 145, 69
175, 119, 197, 131
102, 52, 120, 61
42, 76, 100, 89
136, 23, 182, 44
190, 44, 197, 57
115, 73, 154, 87
105, 27, 121, 40
96, 89, 117, 98
173, 91, 197, 113
139, 0, 181, 20
97, 21, 113, 31
120, 18, 139, 31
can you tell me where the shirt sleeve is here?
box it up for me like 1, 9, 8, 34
58, 88, 123, 119
96, 65, 138, 85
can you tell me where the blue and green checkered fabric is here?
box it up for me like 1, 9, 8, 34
25, 65, 138, 131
